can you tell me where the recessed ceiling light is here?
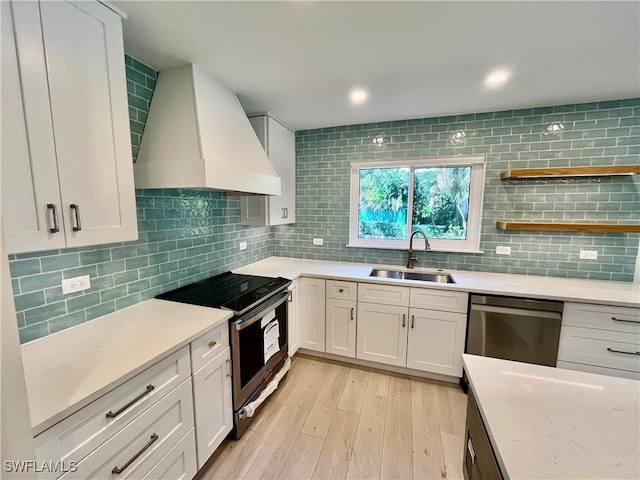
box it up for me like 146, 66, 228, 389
485, 69, 511, 89
350, 89, 368, 104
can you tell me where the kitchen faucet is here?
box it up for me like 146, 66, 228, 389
406, 229, 430, 269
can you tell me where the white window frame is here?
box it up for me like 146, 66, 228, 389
348, 156, 486, 253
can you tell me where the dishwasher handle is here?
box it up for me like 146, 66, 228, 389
471, 304, 562, 320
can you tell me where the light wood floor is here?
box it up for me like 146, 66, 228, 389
199, 355, 468, 480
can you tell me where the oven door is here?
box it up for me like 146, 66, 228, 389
231, 289, 289, 411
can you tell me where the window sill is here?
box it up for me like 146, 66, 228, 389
345, 244, 484, 254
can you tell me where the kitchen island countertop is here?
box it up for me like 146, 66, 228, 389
463, 354, 640, 479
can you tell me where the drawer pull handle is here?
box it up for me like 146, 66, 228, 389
350, 307, 354, 320
111, 433, 159, 475
402, 314, 406, 328
226, 359, 232, 377
611, 317, 640, 324
411, 315, 415, 329
209, 340, 217, 348
70, 204, 82, 231
47, 204, 59, 233
106, 385, 155, 418
338, 288, 344, 293
607, 347, 640, 356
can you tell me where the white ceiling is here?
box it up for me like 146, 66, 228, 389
113, 1, 640, 131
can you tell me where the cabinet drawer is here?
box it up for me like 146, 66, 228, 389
190, 322, 229, 373
556, 360, 640, 381
35, 347, 191, 478
326, 280, 357, 301
358, 283, 410, 307
558, 326, 640, 373
563, 303, 640, 333
142, 428, 197, 480
59, 379, 194, 479
410, 288, 468, 313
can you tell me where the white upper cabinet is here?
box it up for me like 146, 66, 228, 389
241, 114, 296, 226
2, 1, 137, 253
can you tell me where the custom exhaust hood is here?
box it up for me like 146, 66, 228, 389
133, 65, 280, 196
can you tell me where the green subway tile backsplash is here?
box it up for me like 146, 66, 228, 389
273, 99, 639, 281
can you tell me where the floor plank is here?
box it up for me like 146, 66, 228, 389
244, 362, 329, 479
366, 370, 390, 397
301, 363, 350, 439
436, 384, 467, 436
411, 380, 447, 480
270, 356, 312, 406
337, 367, 370, 413
203, 400, 287, 480
380, 376, 413, 480
345, 391, 387, 479
278, 433, 324, 480
441, 432, 465, 480
312, 409, 360, 480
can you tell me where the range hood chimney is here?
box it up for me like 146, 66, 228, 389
134, 65, 280, 196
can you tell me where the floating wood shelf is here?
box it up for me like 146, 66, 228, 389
496, 222, 640, 233
500, 165, 640, 180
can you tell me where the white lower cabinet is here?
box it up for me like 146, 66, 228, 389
288, 279, 300, 356
406, 307, 467, 376
59, 380, 194, 479
326, 298, 357, 358
299, 277, 326, 352
142, 429, 197, 480
356, 302, 408, 367
191, 346, 233, 469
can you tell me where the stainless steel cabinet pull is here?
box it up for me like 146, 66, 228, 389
288, 292, 293, 303
611, 317, 640, 324
226, 359, 232, 377
411, 315, 415, 329
70, 204, 82, 231
209, 340, 217, 348
402, 313, 406, 328
284, 207, 288, 218
350, 307, 354, 320
47, 204, 59, 233
106, 385, 154, 418
607, 347, 640, 356
111, 433, 158, 475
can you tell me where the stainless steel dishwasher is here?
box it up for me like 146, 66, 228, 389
466, 295, 564, 367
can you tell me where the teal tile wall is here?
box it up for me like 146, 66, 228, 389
8, 57, 273, 343
273, 99, 640, 281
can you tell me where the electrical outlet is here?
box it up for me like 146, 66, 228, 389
496, 246, 511, 255
62, 275, 91, 295
313, 238, 324, 246
579, 250, 598, 260
239, 241, 247, 251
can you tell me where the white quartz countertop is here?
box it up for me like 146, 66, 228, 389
21, 299, 232, 436
463, 354, 640, 479
234, 257, 640, 307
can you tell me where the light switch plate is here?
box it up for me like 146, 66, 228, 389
239, 241, 247, 251
496, 246, 511, 255
62, 275, 91, 295
313, 238, 324, 246
579, 250, 598, 260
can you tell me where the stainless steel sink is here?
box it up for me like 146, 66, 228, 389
369, 269, 455, 284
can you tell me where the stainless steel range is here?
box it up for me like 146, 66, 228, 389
157, 272, 291, 438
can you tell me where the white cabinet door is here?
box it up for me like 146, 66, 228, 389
4, 1, 136, 253
326, 299, 356, 358
142, 429, 197, 480
356, 302, 408, 367
406, 308, 467, 376
299, 277, 326, 352
288, 280, 300, 356
39, 1, 136, 247
192, 347, 232, 469
2, 1, 65, 253
241, 114, 295, 226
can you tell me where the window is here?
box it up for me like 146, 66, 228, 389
349, 157, 486, 252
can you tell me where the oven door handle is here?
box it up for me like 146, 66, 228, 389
234, 290, 290, 331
